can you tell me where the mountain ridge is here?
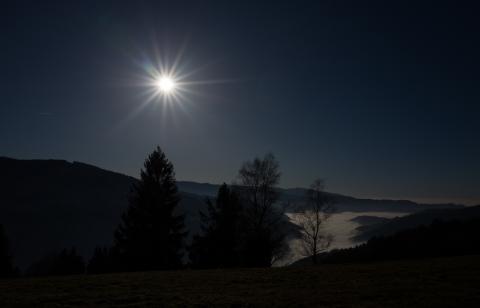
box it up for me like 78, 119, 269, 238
2, 157, 464, 209
0, 157, 464, 269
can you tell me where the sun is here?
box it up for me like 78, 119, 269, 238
156, 76, 176, 94
136, 44, 230, 108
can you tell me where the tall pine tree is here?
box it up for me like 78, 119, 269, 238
114, 147, 186, 271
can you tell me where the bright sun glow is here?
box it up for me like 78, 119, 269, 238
156, 76, 176, 93
136, 44, 229, 109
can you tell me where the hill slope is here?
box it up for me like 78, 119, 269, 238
0, 157, 207, 270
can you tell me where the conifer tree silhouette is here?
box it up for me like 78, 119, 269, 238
189, 184, 243, 268
114, 147, 186, 271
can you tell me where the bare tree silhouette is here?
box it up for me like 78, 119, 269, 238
296, 179, 334, 264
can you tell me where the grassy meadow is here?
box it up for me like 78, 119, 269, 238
1, 255, 479, 307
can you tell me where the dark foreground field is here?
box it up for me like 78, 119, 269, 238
1, 255, 480, 307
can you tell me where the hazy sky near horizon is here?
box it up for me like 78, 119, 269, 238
1, 1, 479, 204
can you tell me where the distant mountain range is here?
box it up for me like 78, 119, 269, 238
177, 181, 462, 213
0, 157, 464, 269
353, 205, 480, 241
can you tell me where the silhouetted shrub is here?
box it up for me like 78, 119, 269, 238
0, 224, 15, 278
87, 246, 113, 274
26, 248, 85, 276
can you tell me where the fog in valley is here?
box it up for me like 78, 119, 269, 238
280, 211, 408, 265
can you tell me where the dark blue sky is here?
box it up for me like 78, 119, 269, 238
1, 1, 479, 204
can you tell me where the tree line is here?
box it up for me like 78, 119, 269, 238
1, 146, 334, 277
5, 146, 478, 277
311, 218, 480, 265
